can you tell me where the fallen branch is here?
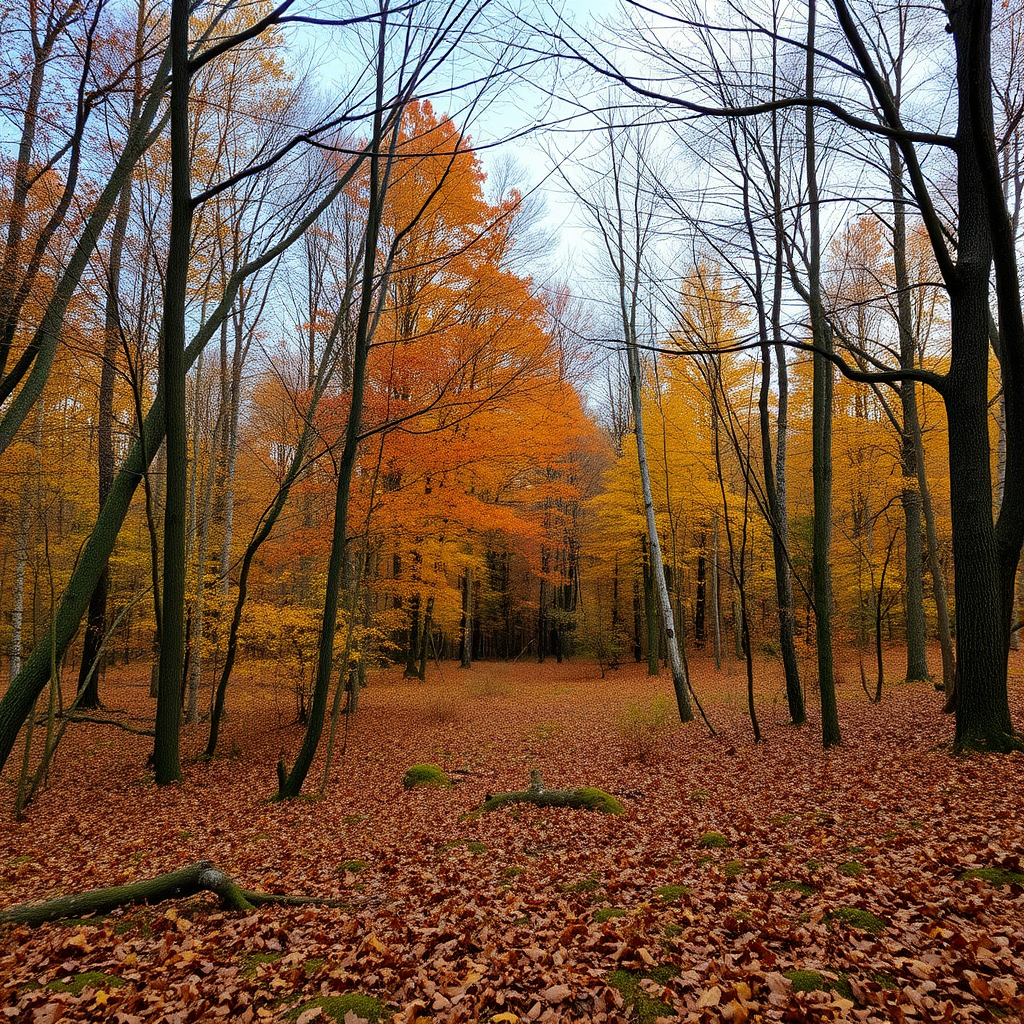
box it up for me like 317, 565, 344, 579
475, 769, 625, 815
0, 860, 347, 925
61, 715, 156, 736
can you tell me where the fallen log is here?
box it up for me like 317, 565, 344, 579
476, 769, 624, 815
0, 860, 347, 925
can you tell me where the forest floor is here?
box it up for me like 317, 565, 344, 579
1, 646, 1023, 1024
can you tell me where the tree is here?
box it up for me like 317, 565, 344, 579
560, 0, 1023, 749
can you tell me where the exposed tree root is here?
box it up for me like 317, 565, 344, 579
0, 860, 347, 925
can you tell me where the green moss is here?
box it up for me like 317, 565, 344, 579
771, 880, 815, 896
477, 786, 623, 815
338, 859, 368, 873
606, 967, 676, 1024
723, 860, 744, 878
829, 906, 888, 934
594, 907, 626, 923
502, 866, 525, 879
466, 841, 488, 855
342, 815, 365, 825
872, 972, 898, 990
290, 994, 393, 1023
655, 884, 691, 903
303, 958, 325, 977
698, 832, 730, 849
838, 861, 865, 877
831, 973, 854, 1000
402, 763, 451, 789
46, 972, 126, 995
784, 969, 824, 993
562, 876, 601, 893
691, 789, 709, 801
574, 787, 625, 814
805, 859, 821, 872
960, 866, 1024, 886
771, 813, 794, 825
240, 952, 284, 978
662, 923, 683, 938
846, 845, 865, 854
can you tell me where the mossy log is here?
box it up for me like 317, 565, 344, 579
476, 770, 624, 815
0, 860, 346, 925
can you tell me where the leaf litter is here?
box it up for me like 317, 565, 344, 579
1, 653, 1023, 1023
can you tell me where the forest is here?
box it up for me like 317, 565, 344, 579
1, 0, 1023, 1021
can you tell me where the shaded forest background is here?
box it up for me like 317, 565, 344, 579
1, 0, 1023, 806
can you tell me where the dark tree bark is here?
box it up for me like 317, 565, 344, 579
0, 861, 346, 925
152, 0, 192, 785
805, 0, 840, 748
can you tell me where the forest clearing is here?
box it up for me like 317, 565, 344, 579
2, 652, 1023, 1023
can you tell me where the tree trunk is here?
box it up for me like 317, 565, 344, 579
460, 567, 472, 668
642, 540, 659, 677
626, 334, 692, 721
0, 861, 346, 926
805, 0, 840, 748
711, 517, 722, 670
416, 594, 434, 680
152, 0, 192, 785
889, 138, 930, 682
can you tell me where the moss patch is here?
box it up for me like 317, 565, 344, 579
838, 861, 865, 877
829, 906, 888, 934
303, 958, 326, 977
772, 880, 816, 896
46, 972, 126, 996
784, 969, 824, 993
698, 832, 730, 849
402, 763, 451, 789
607, 966, 678, 1024
290, 994, 392, 1023
338, 859, 368, 873
575, 787, 625, 814
655, 884, 691, 903
562, 876, 600, 894
723, 860, 744, 878
240, 952, 284, 978
594, 907, 626, 923
477, 786, 623, 815
960, 866, 1024, 886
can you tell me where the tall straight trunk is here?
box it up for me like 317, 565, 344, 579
943, 0, 1019, 749
742, 84, 804, 721
10, 495, 30, 683
153, 0, 192, 784
805, 0, 840, 747
711, 517, 722, 670
626, 340, 692, 721
889, 139, 930, 681
537, 573, 547, 663
460, 567, 472, 668
405, 593, 421, 677
914, 419, 955, 694
643, 545, 659, 677
417, 594, 434, 680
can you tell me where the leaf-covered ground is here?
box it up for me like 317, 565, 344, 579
2, 650, 1023, 1023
